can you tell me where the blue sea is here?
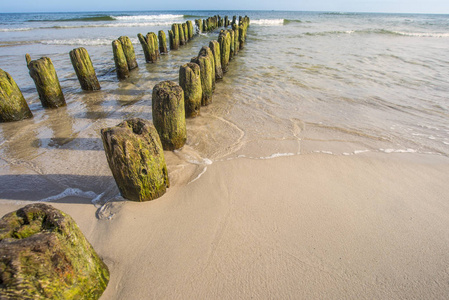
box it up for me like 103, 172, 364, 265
0, 10, 448, 203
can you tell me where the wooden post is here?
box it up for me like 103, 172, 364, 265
149, 32, 160, 60
187, 21, 194, 39
179, 63, 202, 118
198, 46, 215, 91
209, 40, 223, 80
158, 30, 168, 54
195, 19, 202, 34
182, 23, 189, 43
171, 24, 180, 49
137, 33, 152, 62
0, 68, 33, 122
168, 30, 175, 51
112, 40, 129, 80
178, 24, 186, 46
233, 23, 240, 55
101, 118, 169, 202
152, 81, 186, 150
224, 16, 229, 27
229, 29, 235, 59
118, 36, 138, 70
69, 47, 101, 91
191, 54, 213, 106
218, 30, 231, 73
26, 55, 66, 108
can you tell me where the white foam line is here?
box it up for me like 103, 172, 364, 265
37, 188, 99, 203
188, 166, 208, 184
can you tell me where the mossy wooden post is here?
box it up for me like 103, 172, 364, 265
232, 15, 237, 27
179, 63, 202, 118
191, 55, 213, 106
198, 46, 215, 91
195, 19, 202, 34
138, 33, 152, 62
209, 40, 223, 80
158, 30, 168, 54
152, 81, 186, 150
149, 32, 160, 60
146, 33, 158, 63
26, 55, 66, 109
224, 16, 229, 27
218, 30, 231, 73
229, 29, 235, 59
112, 40, 129, 80
202, 19, 207, 32
0, 203, 110, 299
69, 47, 101, 91
118, 36, 138, 70
0, 68, 33, 122
168, 30, 175, 51
187, 20, 194, 39
101, 118, 170, 202
182, 23, 189, 43
171, 24, 180, 49
239, 24, 246, 49
233, 23, 240, 55
178, 24, 186, 46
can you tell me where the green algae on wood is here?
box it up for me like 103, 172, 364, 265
171, 24, 180, 50
233, 23, 240, 55
118, 36, 138, 70
198, 46, 216, 91
191, 55, 213, 106
186, 20, 194, 39
218, 30, 231, 73
158, 30, 168, 54
148, 32, 160, 60
145, 32, 158, 63
209, 40, 223, 80
152, 81, 186, 150
0, 68, 33, 123
26, 55, 66, 109
182, 23, 189, 43
101, 118, 170, 201
229, 29, 235, 59
137, 33, 152, 62
112, 40, 129, 80
0, 203, 110, 299
179, 63, 202, 118
195, 19, 202, 34
168, 30, 175, 51
178, 24, 186, 46
69, 47, 101, 91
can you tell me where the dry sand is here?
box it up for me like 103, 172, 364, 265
2, 152, 449, 299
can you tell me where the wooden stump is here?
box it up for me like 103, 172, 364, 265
112, 40, 129, 80
148, 32, 160, 60
179, 63, 202, 118
198, 46, 215, 91
191, 55, 213, 106
182, 23, 189, 43
178, 24, 186, 46
195, 19, 202, 34
224, 16, 229, 27
101, 118, 170, 201
218, 31, 231, 73
233, 23, 240, 55
158, 30, 168, 54
0, 68, 33, 122
138, 33, 152, 62
0, 203, 110, 299
145, 33, 158, 63
171, 24, 180, 50
69, 47, 101, 91
229, 29, 235, 59
118, 36, 138, 70
26, 55, 66, 108
152, 81, 186, 150
168, 30, 175, 51
187, 21, 194, 39
209, 40, 223, 80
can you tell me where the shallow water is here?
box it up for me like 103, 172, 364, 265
1, 10, 448, 205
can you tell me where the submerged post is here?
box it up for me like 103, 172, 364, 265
187, 20, 194, 39
138, 33, 152, 62
26, 55, 66, 108
195, 19, 202, 34
146, 32, 158, 63
118, 36, 138, 70
178, 24, 186, 46
209, 40, 223, 80
191, 54, 213, 106
0, 68, 33, 122
229, 29, 235, 60
198, 46, 215, 91
218, 30, 231, 73
112, 40, 129, 80
101, 118, 170, 202
179, 63, 202, 118
69, 47, 101, 91
152, 81, 186, 150
158, 30, 168, 54
171, 24, 180, 50
233, 23, 240, 55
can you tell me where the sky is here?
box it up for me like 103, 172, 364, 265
1, 0, 449, 14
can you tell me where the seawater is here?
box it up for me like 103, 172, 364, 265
1, 11, 448, 204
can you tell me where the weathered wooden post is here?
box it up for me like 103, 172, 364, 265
198, 46, 215, 91
178, 24, 186, 46
233, 23, 240, 55
0, 68, 33, 122
118, 36, 138, 70
145, 33, 157, 62
168, 30, 175, 51
101, 118, 169, 202
191, 55, 213, 106
26, 54, 66, 108
69, 47, 101, 91
138, 33, 152, 62
224, 16, 229, 27
209, 40, 223, 80
187, 20, 194, 39
239, 24, 246, 49
182, 23, 189, 43
179, 63, 202, 118
112, 40, 129, 80
195, 19, 202, 34
171, 24, 180, 49
0, 203, 110, 299
202, 19, 207, 32
158, 30, 168, 54
218, 30, 231, 73
229, 29, 235, 59
232, 16, 237, 27
152, 81, 186, 150
148, 32, 160, 60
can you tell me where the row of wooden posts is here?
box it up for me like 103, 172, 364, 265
100, 16, 250, 202
0, 15, 245, 123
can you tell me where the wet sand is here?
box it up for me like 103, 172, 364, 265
1, 152, 448, 299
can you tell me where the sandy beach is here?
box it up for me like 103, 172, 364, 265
2, 152, 448, 299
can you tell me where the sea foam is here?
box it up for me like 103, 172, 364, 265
114, 14, 183, 21
251, 19, 284, 26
